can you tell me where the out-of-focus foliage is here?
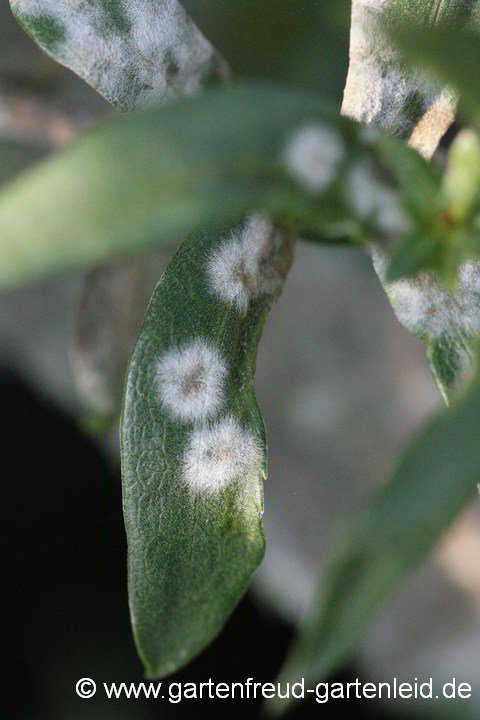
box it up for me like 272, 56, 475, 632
341, 1, 480, 404
273, 1, 480, 709
391, 22, 480, 126
270, 354, 480, 713
386, 130, 480, 284
183, 0, 351, 101
9, 0, 228, 112
342, 0, 459, 158
0, 82, 434, 291
71, 253, 168, 421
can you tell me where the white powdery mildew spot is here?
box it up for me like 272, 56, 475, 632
123, 0, 218, 107
155, 338, 227, 422
347, 161, 410, 236
457, 261, 480, 334
372, 251, 480, 341
10, 0, 48, 10
182, 416, 262, 493
283, 123, 345, 193
12, 0, 220, 111
207, 214, 291, 313
12, 0, 128, 104
343, 0, 455, 157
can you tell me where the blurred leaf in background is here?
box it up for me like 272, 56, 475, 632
271, 349, 480, 714
183, 0, 351, 102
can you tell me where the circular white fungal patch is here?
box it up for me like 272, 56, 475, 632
283, 123, 345, 192
372, 250, 475, 340
207, 213, 291, 312
182, 416, 262, 493
155, 338, 227, 422
346, 161, 410, 235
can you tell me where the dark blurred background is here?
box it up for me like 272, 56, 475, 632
1, 368, 391, 720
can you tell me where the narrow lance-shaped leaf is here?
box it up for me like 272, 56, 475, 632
375, 129, 480, 403
0, 82, 416, 291
121, 214, 294, 677
12, 2, 301, 677
12, 0, 230, 417
391, 20, 480, 128
342, 1, 480, 400
269, 362, 480, 714
9, 0, 229, 112
271, 2, 480, 710
373, 248, 478, 403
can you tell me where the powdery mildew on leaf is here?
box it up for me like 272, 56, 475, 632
10, 0, 227, 111
342, 0, 456, 159
207, 214, 294, 313
121, 216, 294, 677
341, 0, 480, 399
182, 416, 262, 494
346, 160, 410, 235
155, 337, 227, 422
373, 250, 480, 398
373, 251, 480, 337
283, 123, 346, 193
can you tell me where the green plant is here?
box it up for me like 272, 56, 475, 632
4, 0, 480, 712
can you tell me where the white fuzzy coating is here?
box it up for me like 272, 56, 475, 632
373, 251, 480, 341
11, 0, 221, 111
347, 161, 410, 236
155, 338, 227, 422
283, 123, 345, 192
122, 0, 216, 107
207, 213, 291, 313
342, 0, 455, 157
182, 416, 262, 493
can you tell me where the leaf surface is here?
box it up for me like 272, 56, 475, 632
271, 3, 480, 710
0, 82, 424, 291
9, 0, 228, 112
342, 1, 480, 400
341, 0, 466, 159
391, 21, 480, 126
121, 214, 293, 677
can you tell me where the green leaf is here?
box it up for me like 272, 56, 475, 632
442, 129, 480, 223
0, 81, 427, 292
391, 23, 480, 126
373, 134, 441, 218
385, 0, 480, 27
377, 133, 480, 400
384, 131, 480, 287
269, 359, 480, 714
9, 0, 228, 112
342, 5, 480, 399
183, 0, 352, 100
374, 250, 480, 402
121, 214, 294, 678
385, 232, 442, 281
